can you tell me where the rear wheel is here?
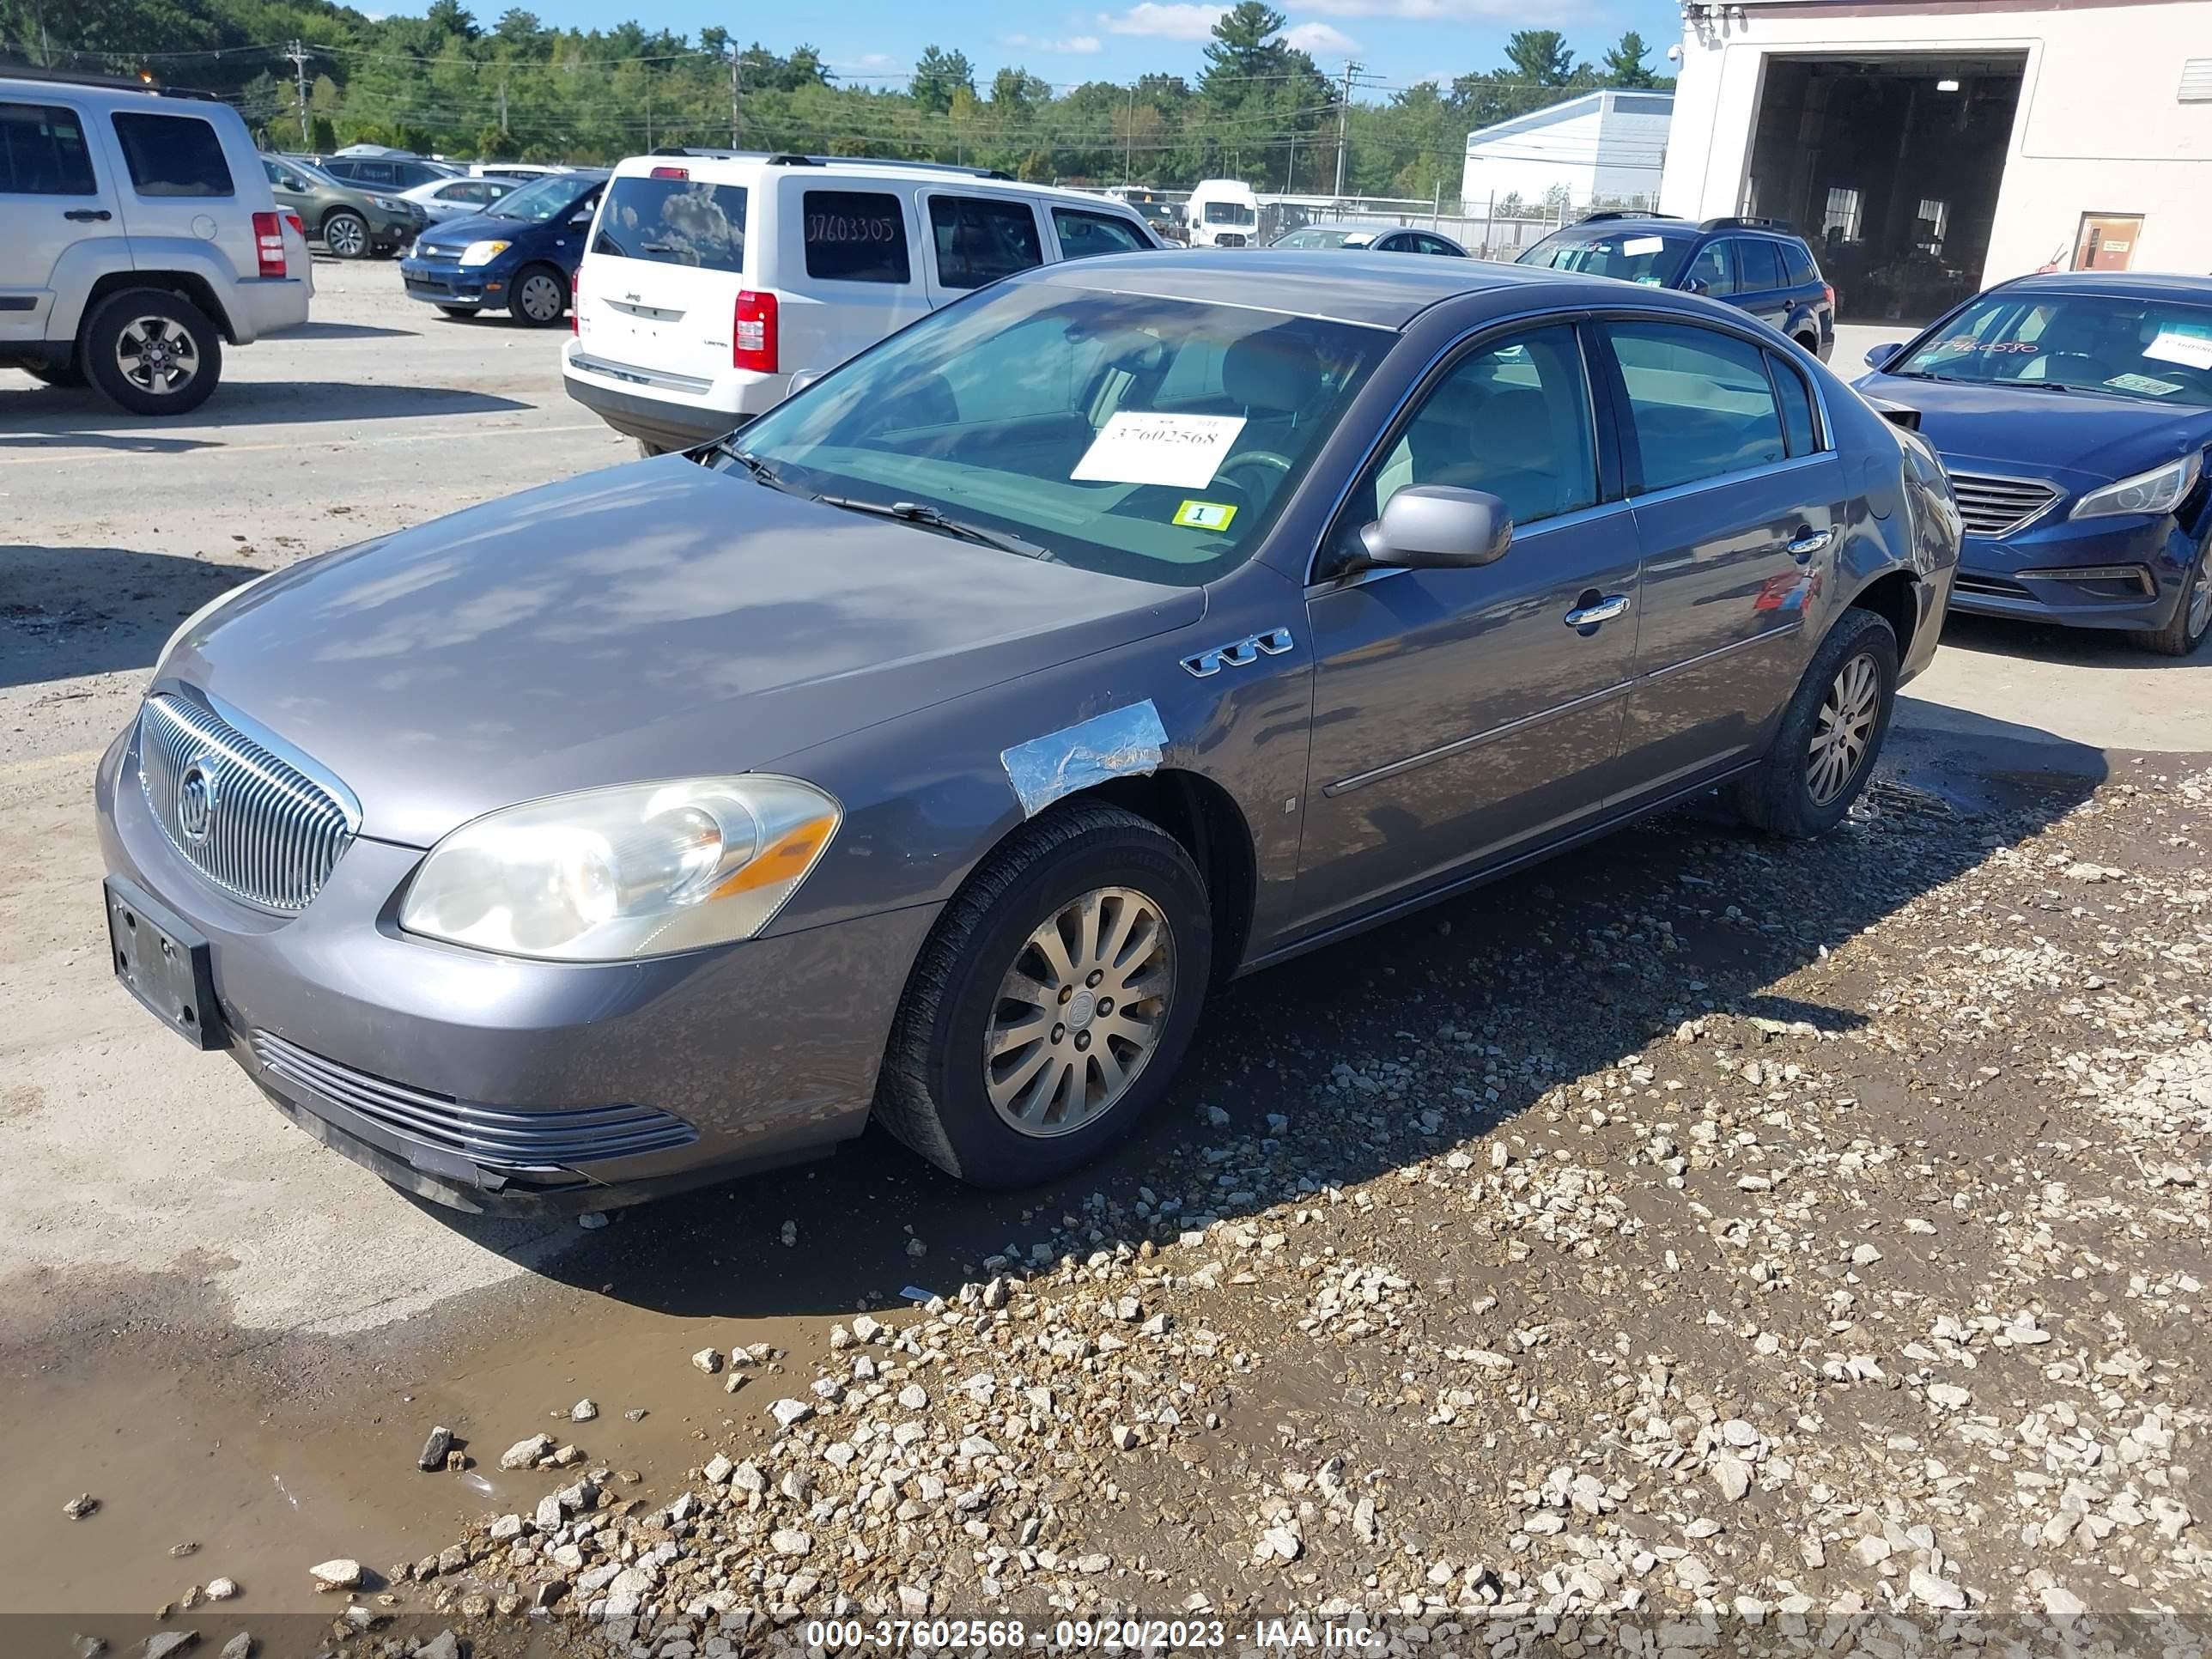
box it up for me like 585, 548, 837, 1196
2130, 528, 2212, 657
1732, 608, 1898, 838
508, 264, 567, 326
321, 210, 370, 260
1793, 331, 1819, 356
81, 288, 222, 417
874, 805, 1212, 1188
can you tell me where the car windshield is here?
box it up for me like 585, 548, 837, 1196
1892, 291, 2212, 407
1520, 228, 1692, 287
1272, 228, 1371, 249
716, 281, 1392, 587
1202, 201, 1255, 226
488, 173, 586, 221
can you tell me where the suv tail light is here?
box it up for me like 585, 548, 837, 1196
252, 210, 287, 279
734, 290, 778, 373
1823, 283, 1837, 309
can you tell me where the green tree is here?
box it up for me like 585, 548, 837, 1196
1601, 29, 1656, 88
1502, 29, 1575, 87
423, 0, 478, 41
909, 45, 974, 115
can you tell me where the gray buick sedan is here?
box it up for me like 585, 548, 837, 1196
96, 252, 1960, 1212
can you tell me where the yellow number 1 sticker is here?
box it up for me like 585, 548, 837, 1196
1173, 500, 1237, 531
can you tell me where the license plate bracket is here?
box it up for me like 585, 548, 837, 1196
105, 876, 226, 1050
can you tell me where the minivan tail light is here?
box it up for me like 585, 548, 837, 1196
649, 166, 690, 179
572, 272, 580, 336
734, 290, 778, 373
252, 210, 287, 279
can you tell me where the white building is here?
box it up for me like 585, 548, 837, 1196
1460, 89, 1674, 216
1659, 0, 2212, 323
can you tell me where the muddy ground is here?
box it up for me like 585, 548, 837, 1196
3, 267, 2208, 1658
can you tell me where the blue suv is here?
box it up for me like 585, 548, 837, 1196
400, 169, 608, 327
1519, 214, 1836, 362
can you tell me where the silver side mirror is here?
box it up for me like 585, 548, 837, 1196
1360, 485, 1513, 570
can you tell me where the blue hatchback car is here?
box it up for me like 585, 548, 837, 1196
400, 169, 608, 327
1518, 214, 1836, 362
1856, 271, 2212, 656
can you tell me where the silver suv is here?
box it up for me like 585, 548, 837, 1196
0, 70, 312, 415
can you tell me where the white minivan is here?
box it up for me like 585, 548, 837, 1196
562, 151, 1163, 454
1185, 179, 1260, 249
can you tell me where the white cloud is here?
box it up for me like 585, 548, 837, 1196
1006, 32, 1106, 52
1283, 20, 1358, 52
1098, 3, 1227, 40
836, 52, 900, 75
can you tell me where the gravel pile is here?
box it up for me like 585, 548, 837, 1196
308, 764, 2211, 1656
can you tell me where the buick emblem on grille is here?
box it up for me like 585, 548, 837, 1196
176, 757, 217, 844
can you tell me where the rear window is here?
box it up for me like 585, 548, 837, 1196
1053, 207, 1147, 260
111, 112, 234, 198
1782, 241, 1821, 285
804, 190, 910, 284
594, 176, 748, 273
930, 194, 1042, 289
0, 100, 96, 195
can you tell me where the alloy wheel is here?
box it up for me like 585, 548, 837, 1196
325, 215, 367, 258
1807, 652, 1880, 806
114, 317, 200, 398
984, 885, 1174, 1138
517, 272, 564, 322
2189, 549, 2212, 643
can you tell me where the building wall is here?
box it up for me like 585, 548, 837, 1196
1660, 0, 2212, 286
1460, 96, 1673, 211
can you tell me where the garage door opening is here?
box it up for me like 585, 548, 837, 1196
1742, 53, 2027, 326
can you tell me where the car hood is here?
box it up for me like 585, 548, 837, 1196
414, 208, 532, 252
1854, 372, 2212, 486
167, 459, 1204, 847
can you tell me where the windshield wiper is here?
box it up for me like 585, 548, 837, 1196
811, 495, 1055, 560
702, 438, 802, 494
2007, 379, 2075, 393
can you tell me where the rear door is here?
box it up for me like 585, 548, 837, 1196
0, 95, 120, 350
105, 106, 257, 286
577, 169, 750, 377
1601, 317, 1846, 792
922, 190, 1046, 305
1729, 238, 1790, 331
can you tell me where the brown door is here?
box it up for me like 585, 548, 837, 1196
2074, 214, 2143, 271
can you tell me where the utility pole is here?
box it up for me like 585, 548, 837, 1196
1123, 82, 1134, 185
645, 75, 653, 151
497, 72, 507, 137
284, 40, 313, 149
728, 49, 741, 149
1332, 58, 1362, 199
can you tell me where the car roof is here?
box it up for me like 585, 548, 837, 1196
1028, 249, 1628, 328
607, 151, 1140, 211
1996, 270, 2212, 303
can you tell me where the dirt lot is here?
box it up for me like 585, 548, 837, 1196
3, 266, 2209, 1658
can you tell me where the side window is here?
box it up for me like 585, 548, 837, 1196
1359, 325, 1599, 537
1052, 208, 1147, 261
110, 112, 234, 198
929, 194, 1043, 289
1682, 239, 1735, 296
1608, 322, 1788, 492
1782, 241, 1820, 286
0, 100, 98, 195
354, 161, 394, 186
1768, 353, 1820, 455
1736, 240, 1785, 291
802, 189, 910, 283
1418, 235, 1461, 256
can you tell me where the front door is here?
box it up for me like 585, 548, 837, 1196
0, 96, 123, 353
2074, 213, 2142, 272
1600, 318, 1846, 791
1295, 322, 1643, 930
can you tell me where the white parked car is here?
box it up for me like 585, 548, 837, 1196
563, 151, 1162, 455
0, 70, 311, 414
400, 173, 522, 223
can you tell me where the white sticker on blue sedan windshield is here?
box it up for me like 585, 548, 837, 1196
2106, 372, 2184, 397
1073, 413, 1247, 489
1623, 234, 1667, 256
2143, 331, 2212, 372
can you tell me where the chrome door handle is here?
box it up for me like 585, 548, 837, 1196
1564, 593, 1632, 629
1787, 526, 1834, 559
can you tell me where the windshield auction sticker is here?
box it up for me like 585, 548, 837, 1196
1073, 413, 1248, 489
2143, 330, 2212, 372
1173, 499, 1237, 530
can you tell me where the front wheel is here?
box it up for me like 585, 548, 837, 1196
322, 210, 371, 259
2130, 530, 2212, 657
874, 805, 1212, 1188
81, 288, 222, 416
507, 264, 568, 327
1732, 607, 1899, 837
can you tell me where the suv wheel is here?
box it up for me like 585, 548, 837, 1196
82, 289, 222, 417
322, 210, 370, 259
874, 805, 1212, 1188
508, 264, 568, 326
1731, 608, 1898, 837
2130, 526, 2212, 657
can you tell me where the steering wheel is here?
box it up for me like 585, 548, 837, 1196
1213, 450, 1295, 500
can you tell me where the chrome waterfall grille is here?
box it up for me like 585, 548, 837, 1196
137, 694, 357, 912
1946, 471, 2062, 539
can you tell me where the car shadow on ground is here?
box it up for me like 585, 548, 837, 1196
279, 320, 420, 341
0, 380, 531, 439
0, 546, 256, 690
426, 706, 2110, 1322
1938, 610, 2212, 671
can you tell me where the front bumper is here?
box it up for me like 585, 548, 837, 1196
400, 252, 508, 309
95, 721, 938, 1214
1946, 512, 2197, 632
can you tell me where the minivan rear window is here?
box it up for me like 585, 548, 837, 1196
596, 176, 748, 273
804, 190, 910, 284
111, 112, 234, 198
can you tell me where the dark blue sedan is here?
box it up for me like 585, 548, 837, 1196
400, 170, 608, 327
1856, 272, 2212, 655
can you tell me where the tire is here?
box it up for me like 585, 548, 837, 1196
1793, 332, 1819, 356
1732, 607, 1899, 838
2129, 528, 2212, 657
874, 804, 1212, 1188
507, 264, 568, 327
80, 288, 222, 417
322, 210, 371, 260
26, 358, 85, 387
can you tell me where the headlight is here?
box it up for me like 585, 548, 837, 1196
459, 239, 511, 266
370, 195, 404, 211
399, 776, 841, 961
155, 569, 276, 677
2070, 453, 2203, 520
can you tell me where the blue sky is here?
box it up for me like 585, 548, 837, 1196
449, 0, 1686, 99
